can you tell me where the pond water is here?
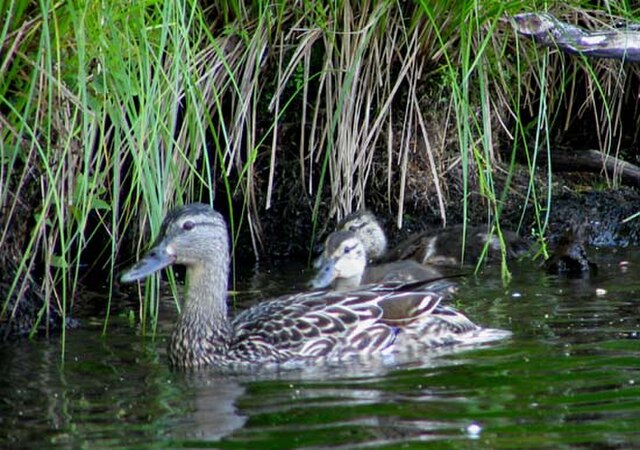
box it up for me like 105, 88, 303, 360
1, 249, 640, 448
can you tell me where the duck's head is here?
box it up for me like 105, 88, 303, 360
337, 209, 387, 261
311, 231, 367, 289
121, 203, 229, 283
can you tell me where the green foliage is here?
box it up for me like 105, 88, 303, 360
1, 0, 223, 341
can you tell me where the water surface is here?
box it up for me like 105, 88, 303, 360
1, 249, 639, 448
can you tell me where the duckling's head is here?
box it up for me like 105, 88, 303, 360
337, 209, 387, 261
121, 203, 229, 283
311, 231, 367, 289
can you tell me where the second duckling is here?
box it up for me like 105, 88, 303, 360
312, 230, 442, 290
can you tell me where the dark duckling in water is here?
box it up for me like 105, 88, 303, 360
544, 225, 597, 277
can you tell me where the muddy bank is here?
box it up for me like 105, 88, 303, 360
249, 163, 640, 260
0, 162, 63, 339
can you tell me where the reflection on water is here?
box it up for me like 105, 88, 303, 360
171, 374, 247, 442
1, 249, 639, 448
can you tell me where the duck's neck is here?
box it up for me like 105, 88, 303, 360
333, 272, 363, 291
184, 263, 229, 327
170, 255, 232, 368
366, 228, 387, 260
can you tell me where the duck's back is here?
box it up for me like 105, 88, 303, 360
227, 283, 471, 364
363, 260, 442, 285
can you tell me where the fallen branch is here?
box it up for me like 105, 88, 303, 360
512, 13, 640, 62
539, 148, 640, 187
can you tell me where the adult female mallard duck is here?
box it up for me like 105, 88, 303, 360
312, 230, 443, 291
334, 209, 529, 267
121, 203, 509, 369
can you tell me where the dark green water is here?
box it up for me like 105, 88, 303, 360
2, 249, 640, 449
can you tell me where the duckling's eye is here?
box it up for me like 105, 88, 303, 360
182, 220, 195, 231
343, 244, 356, 254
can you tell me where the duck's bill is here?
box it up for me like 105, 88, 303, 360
310, 259, 336, 289
312, 254, 325, 269
120, 247, 175, 283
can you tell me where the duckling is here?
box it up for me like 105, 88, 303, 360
312, 209, 388, 269
336, 210, 388, 261
544, 225, 597, 277
312, 231, 443, 291
334, 210, 529, 267
121, 203, 509, 369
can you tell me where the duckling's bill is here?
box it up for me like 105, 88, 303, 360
311, 258, 336, 289
121, 242, 175, 283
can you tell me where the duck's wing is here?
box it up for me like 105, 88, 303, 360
382, 233, 432, 264
503, 229, 531, 258
230, 289, 388, 361
364, 260, 442, 285
230, 281, 474, 362
375, 284, 480, 350
467, 228, 530, 262
377, 279, 476, 329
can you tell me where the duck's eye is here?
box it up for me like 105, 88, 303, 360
182, 220, 195, 231
343, 244, 356, 254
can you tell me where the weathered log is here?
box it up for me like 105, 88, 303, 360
538, 148, 640, 187
512, 13, 640, 62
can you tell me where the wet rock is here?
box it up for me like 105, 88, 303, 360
549, 188, 640, 247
